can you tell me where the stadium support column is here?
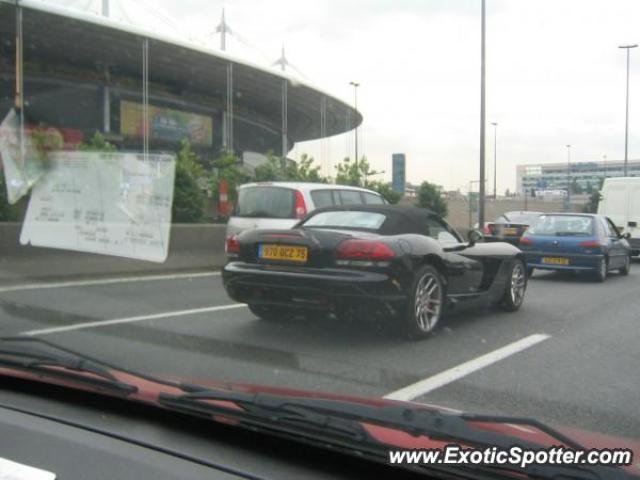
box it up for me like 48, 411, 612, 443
142, 38, 149, 160
281, 78, 288, 161
15, 3, 24, 157
103, 65, 111, 134
320, 96, 327, 176
225, 62, 234, 154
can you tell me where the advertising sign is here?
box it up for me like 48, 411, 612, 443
120, 100, 213, 146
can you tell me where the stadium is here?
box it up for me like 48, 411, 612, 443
0, 0, 361, 167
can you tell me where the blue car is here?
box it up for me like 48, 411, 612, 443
518, 213, 631, 282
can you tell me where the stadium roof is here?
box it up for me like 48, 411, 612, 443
0, 0, 362, 143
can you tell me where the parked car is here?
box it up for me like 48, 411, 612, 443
482, 211, 544, 245
225, 182, 387, 240
223, 205, 527, 340
518, 213, 631, 281
597, 177, 640, 256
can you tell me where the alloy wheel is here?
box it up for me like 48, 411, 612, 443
414, 273, 442, 333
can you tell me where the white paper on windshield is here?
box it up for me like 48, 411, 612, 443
0, 109, 47, 204
20, 151, 176, 263
0, 458, 56, 480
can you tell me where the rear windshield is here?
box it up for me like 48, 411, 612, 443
302, 211, 386, 230
235, 187, 295, 218
527, 215, 594, 236
498, 212, 542, 224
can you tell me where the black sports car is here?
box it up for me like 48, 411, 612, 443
222, 205, 527, 340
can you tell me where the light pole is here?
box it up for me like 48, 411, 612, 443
349, 81, 360, 174
566, 144, 571, 211
478, 0, 487, 230
619, 44, 637, 176
491, 122, 498, 199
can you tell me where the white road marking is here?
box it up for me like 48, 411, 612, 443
383, 334, 551, 401
0, 271, 221, 294
22, 303, 246, 336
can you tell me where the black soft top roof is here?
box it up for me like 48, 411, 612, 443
303, 205, 440, 236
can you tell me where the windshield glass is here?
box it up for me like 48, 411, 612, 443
302, 210, 386, 230
1, 0, 638, 475
498, 212, 542, 224
527, 215, 595, 236
235, 187, 294, 218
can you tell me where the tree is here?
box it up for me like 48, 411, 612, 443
254, 152, 327, 183
172, 140, 206, 223
583, 190, 601, 213
210, 149, 250, 213
366, 180, 402, 204
334, 156, 380, 187
78, 132, 117, 152
570, 178, 583, 194
585, 181, 593, 194
416, 181, 448, 217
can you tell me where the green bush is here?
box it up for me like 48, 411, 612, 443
172, 140, 205, 223
416, 181, 448, 217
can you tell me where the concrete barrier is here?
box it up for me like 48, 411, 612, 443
0, 223, 227, 284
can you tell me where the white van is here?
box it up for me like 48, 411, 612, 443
597, 177, 640, 255
225, 182, 387, 239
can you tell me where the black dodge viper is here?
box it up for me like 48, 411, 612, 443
223, 205, 527, 339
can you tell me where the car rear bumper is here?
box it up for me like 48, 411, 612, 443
484, 235, 521, 246
222, 262, 407, 312
522, 251, 604, 271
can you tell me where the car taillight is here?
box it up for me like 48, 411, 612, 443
483, 224, 492, 235
294, 190, 307, 219
519, 237, 533, 246
225, 234, 240, 254
335, 239, 395, 259
579, 240, 602, 249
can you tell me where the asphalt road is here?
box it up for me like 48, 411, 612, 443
1, 265, 639, 441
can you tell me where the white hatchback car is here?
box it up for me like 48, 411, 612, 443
225, 182, 387, 240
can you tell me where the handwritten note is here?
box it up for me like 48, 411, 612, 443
20, 151, 176, 263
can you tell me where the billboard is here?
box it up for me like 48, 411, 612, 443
392, 153, 406, 194
120, 100, 213, 146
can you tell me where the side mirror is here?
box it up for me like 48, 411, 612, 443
468, 229, 484, 246
623, 232, 632, 240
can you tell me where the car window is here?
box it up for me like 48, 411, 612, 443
606, 218, 620, 238
235, 187, 294, 218
362, 192, 384, 204
310, 190, 335, 208
302, 211, 386, 230
425, 216, 461, 244
338, 190, 364, 205
527, 215, 594, 236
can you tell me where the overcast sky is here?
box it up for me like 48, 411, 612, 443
55, 0, 640, 193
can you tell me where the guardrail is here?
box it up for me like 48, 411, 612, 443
0, 223, 227, 284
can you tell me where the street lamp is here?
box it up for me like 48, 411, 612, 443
349, 81, 360, 173
566, 144, 571, 211
478, 0, 487, 230
619, 44, 637, 176
491, 122, 498, 199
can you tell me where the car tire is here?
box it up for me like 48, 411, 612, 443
526, 267, 534, 278
500, 258, 527, 312
619, 255, 631, 276
403, 265, 445, 340
248, 304, 292, 321
594, 258, 608, 283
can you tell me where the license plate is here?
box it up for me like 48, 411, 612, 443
503, 227, 518, 235
541, 257, 569, 265
259, 244, 308, 262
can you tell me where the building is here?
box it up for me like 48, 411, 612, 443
516, 159, 640, 195
0, 0, 360, 165
391, 153, 406, 194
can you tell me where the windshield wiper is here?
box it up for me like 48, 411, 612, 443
158, 387, 636, 480
0, 337, 138, 396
